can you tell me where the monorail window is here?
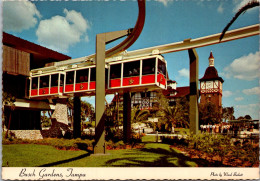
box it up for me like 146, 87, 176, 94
51, 74, 59, 87
40, 75, 49, 88
76, 69, 89, 83
142, 58, 155, 75
158, 60, 166, 76
90, 68, 96, 81
110, 63, 121, 79
123, 60, 140, 77
60, 74, 64, 86
66, 71, 74, 84
32, 77, 38, 89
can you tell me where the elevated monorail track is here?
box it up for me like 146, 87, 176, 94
31, 23, 259, 75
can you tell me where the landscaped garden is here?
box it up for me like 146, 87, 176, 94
3, 137, 197, 167
2, 133, 259, 167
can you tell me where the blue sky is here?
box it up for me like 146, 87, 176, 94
2, 0, 259, 119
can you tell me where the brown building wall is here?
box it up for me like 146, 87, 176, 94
200, 93, 222, 113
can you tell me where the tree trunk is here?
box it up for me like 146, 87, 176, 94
5, 111, 12, 139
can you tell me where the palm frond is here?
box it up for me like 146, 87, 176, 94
219, 0, 259, 41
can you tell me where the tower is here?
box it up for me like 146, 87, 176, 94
199, 51, 224, 113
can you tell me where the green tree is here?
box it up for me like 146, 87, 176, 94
131, 106, 150, 123
41, 111, 51, 128
162, 97, 190, 130
2, 92, 16, 138
244, 115, 252, 120
67, 97, 95, 131
199, 102, 222, 125
222, 107, 235, 122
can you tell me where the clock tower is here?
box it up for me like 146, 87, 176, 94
199, 51, 224, 113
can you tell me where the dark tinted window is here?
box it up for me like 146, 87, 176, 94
90, 68, 96, 81
110, 63, 121, 79
123, 61, 140, 77
32, 77, 38, 89
158, 60, 166, 76
60, 74, 64, 86
51, 74, 59, 87
142, 58, 155, 75
76, 69, 89, 83
66, 71, 74, 84
40, 75, 49, 88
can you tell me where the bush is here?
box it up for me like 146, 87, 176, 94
163, 133, 259, 166
2, 136, 94, 151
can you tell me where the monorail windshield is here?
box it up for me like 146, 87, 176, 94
158, 59, 166, 76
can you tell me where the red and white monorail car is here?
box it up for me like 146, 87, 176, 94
108, 54, 167, 92
28, 55, 167, 99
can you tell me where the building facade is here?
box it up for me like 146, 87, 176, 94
2, 32, 71, 139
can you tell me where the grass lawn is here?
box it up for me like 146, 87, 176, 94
3, 143, 197, 167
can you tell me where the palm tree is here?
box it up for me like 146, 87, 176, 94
131, 106, 150, 123
220, 0, 259, 41
159, 96, 190, 132
2, 92, 16, 138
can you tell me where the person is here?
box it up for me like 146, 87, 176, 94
207, 124, 210, 133
210, 124, 213, 133
203, 125, 207, 133
212, 124, 216, 134
171, 126, 175, 134
216, 124, 219, 133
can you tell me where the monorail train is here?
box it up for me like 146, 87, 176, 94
29, 55, 167, 99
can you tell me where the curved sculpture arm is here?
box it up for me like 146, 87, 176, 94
105, 0, 146, 58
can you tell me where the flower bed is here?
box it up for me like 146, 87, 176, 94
162, 134, 259, 167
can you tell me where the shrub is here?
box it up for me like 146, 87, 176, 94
2, 137, 94, 151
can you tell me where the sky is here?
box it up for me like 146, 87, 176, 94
2, 0, 259, 119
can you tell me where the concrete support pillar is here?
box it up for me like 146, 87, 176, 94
73, 96, 81, 138
94, 30, 132, 154
123, 92, 131, 143
188, 48, 199, 135
94, 34, 106, 154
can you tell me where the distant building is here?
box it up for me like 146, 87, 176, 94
199, 51, 224, 113
111, 79, 190, 109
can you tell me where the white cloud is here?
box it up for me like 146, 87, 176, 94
36, 9, 90, 53
233, 0, 259, 13
156, 0, 172, 7
235, 103, 259, 119
242, 87, 260, 95
217, 3, 224, 13
235, 97, 244, 101
223, 90, 233, 97
178, 68, 189, 78
3, 0, 41, 32
223, 51, 260, 81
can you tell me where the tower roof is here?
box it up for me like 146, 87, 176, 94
199, 66, 224, 82
209, 51, 214, 59
200, 51, 224, 82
